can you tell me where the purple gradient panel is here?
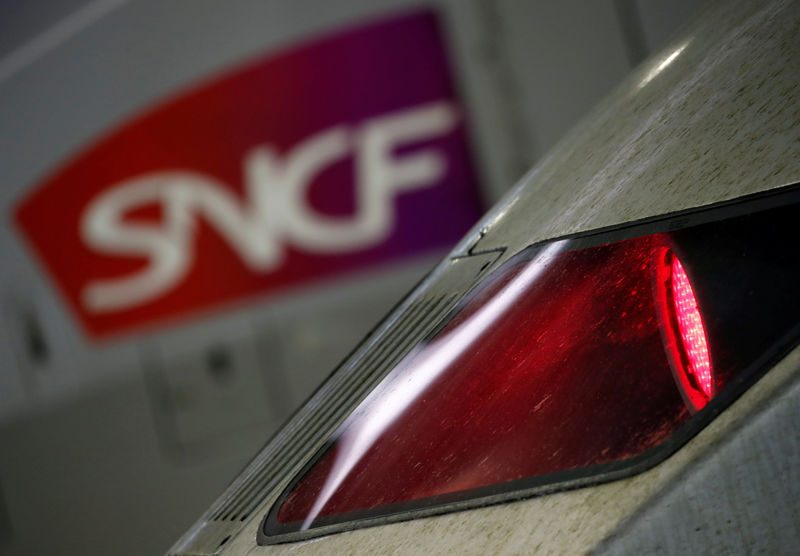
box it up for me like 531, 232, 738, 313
15, 9, 484, 338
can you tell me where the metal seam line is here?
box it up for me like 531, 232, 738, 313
0, 0, 128, 84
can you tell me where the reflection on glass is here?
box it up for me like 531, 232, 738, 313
279, 234, 691, 528
265, 190, 800, 538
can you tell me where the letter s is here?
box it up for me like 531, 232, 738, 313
80, 173, 202, 313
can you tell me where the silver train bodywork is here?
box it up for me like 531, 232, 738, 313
170, 0, 800, 552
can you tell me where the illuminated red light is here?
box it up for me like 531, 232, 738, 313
671, 257, 713, 397
252, 189, 800, 543
656, 250, 714, 412
271, 238, 693, 531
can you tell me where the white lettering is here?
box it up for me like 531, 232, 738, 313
80, 101, 459, 312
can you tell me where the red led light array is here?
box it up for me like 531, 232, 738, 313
655, 249, 715, 412
671, 257, 714, 398
274, 237, 695, 528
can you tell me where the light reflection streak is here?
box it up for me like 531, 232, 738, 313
300, 240, 568, 529
638, 41, 690, 89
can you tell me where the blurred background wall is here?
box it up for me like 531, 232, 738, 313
0, 1, 707, 554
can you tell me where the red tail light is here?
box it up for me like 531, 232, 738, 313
262, 186, 800, 543
272, 235, 690, 529
656, 250, 714, 411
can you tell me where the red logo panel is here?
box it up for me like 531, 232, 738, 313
14, 10, 484, 339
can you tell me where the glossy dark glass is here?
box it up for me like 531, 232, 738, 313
264, 185, 800, 542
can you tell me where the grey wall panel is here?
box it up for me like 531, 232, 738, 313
0, 369, 260, 556
0, 0, 90, 58
635, 0, 712, 56
493, 0, 631, 174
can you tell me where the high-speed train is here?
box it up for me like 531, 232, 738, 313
169, 0, 800, 554
4, 2, 726, 555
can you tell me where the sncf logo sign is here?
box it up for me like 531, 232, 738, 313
14, 10, 483, 339
81, 102, 457, 313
